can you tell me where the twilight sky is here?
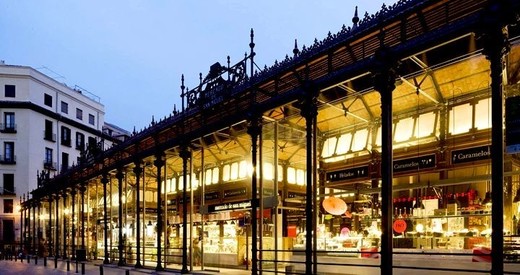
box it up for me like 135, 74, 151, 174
0, 0, 397, 131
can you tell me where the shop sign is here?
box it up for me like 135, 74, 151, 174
326, 166, 369, 182
451, 145, 491, 164
205, 191, 220, 201
393, 219, 407, 233
224, 187, 246, 198
506, 96, 520, 154
287, 192, 305, 199
178, 197, 191, 204
393, 154, 436, 173
263, 188, 274, 197
208, 200, 251, 212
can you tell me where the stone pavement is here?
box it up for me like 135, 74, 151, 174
0, 256, 252, 275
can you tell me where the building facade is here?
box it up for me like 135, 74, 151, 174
0, 63, 125, 248
23, 0, 520, 274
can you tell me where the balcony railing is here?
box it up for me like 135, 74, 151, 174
43, 131, 56, 142
0, 187, 16, 195
0, 123, 17, 133
43, 160, 56, 170
0, 155, 16, 164
76, 143, 85, 151
61, 139, 71, 147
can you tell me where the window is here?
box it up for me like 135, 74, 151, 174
88, 114, 95, 125
394, 117, 415, 143
76, 108, 83, 120
76, 132, 85, 150
2, 112, 16, 133
336, 133, 353, 155
44, 120, 55, 141
62, 152, 69, 171
44, 147, 53, 169
44, 93, 52, 107
3, 199, 13, 213
4, 85, 15, 97
3, 174, 14, 195
475, 98, 492, 130
322, 137, 337, 158
61, 126, 71, 146
4, 142, 14, 162
61, 101, 68, 114
449, 103, 473, 135
87, 136, 96, 148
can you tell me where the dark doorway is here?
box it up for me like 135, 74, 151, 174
3, 219, 14, 242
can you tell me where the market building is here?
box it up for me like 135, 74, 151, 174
22, 0, 520, 274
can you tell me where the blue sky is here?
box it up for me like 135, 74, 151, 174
0, 1, 396, 131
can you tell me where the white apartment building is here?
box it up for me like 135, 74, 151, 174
0, 63, 127, 247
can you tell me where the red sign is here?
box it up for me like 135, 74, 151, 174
393, 219, 407, 233
287, 225, 297, 237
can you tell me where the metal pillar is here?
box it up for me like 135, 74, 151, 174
48, 198, 52, 257
80, 184, 86, 250
101, 175, 110, 264
32, 203, 36, 255
373, 46, 398, 275
247, 115, 262, 275
55, 195, 60, 259
20, 196, 24, 254
180, 146, 191, 274
480, 3, 511, 273
26, 200, 30, 254
154, 153, 165, 271
133, 162, 143, 268
116, 169, 125, 266
71, 189, 76, 260
299, 82, 318, 275
62, 193, 68, 259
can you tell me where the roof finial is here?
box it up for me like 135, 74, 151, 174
352, 6, 359, 27
293, 39, 300, 57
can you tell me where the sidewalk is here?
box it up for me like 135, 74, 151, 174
0, 256, 252, 275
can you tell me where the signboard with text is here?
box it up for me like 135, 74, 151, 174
451, 145, 491, 164
326, 166, 369, 182
393, 154, 436, 173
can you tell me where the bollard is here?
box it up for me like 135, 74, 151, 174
20, 255, 23, 263
55, 257, 58, 268
99, 264, 104, 275
125, 269, 130, 275
81, 262, 85, 275
26, 255, 30, 263
67, 260, 70, 271
44, 256, 47, 266
35, 256, 38, 265
75, 260, 79, 273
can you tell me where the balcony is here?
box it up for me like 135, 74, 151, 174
43, 131, 56, 142
0, 123, 17, 133
0, 187, 16, 196
61, 164, 71, 172
43, 160, 56, 170
61, 139, 71, 147
0, 155, 16, 164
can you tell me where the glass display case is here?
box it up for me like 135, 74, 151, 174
202, 221, 241, 266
